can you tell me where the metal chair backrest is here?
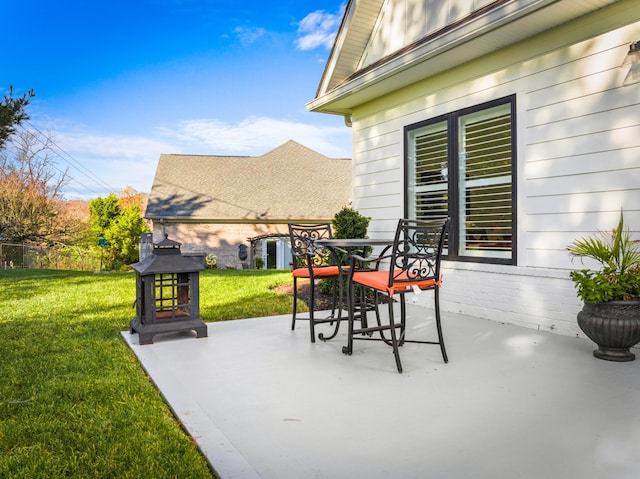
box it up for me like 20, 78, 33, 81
288, 223, 334, 270
388, 218, 450, 288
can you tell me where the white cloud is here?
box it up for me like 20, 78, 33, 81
155, 116, 351, 158
45, 115, 351, 198
52, 131, 175, 197
234, 25, 266, 46
295, 5, 345, 51
59, 133, 173, 160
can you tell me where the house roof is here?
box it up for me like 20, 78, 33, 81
145, 140, 351, 223
308, 0, 620, 115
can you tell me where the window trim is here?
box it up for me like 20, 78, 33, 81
404, 94, 517, 265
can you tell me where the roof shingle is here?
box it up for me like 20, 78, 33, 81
145, 140, 351, 222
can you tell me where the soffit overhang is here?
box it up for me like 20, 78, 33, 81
307, 0, 620, 116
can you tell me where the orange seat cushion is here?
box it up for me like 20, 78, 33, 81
292, 265, 341, 278
351, 270, 442, 297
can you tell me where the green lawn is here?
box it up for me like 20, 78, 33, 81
0, 268, 298, 478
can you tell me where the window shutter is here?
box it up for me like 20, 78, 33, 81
458, 106, 512, 257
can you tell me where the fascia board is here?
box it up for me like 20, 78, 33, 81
307, 0, 617, 115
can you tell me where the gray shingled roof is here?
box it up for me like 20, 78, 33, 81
145, 140, 352, 222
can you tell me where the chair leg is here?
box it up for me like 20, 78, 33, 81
309, 279, 316, 343
358, 284, 369, 329
318, 277, 342, 341
293, 276, 344, 343
434, 287, 448, 363
373, 290, 382, 329
376, 296, 394, 347
399, 292, 407, 345
291, 276, 298, 331
342, 278, 355, 355
388, 300, 403, 373
330, 276, 338, 317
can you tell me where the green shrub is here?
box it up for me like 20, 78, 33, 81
319, 207, 371, 294
332, 207, 370, 239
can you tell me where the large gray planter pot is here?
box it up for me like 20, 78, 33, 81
577, 300, 640, 361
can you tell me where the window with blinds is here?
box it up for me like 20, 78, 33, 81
408, 120, 448, 219
405, 96, 515, 264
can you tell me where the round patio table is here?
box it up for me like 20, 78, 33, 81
314, 238, 394, 339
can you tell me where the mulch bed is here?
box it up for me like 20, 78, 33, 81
273, 280, 336, 311
274, 279, 389, 311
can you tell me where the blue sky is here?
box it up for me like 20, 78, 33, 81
2, 0, 349, 199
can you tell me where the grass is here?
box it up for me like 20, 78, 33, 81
0, 268, 298, 478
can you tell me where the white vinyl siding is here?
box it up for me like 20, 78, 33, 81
349, 6, 640, 335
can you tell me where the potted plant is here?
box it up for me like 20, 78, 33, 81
567, 210, 640, 361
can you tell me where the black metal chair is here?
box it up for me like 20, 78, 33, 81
343, 218, 450, 373
288, 223, 342, 342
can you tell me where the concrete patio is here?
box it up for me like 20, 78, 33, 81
122, 305, 640, 479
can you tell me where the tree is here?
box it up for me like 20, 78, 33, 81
117, 185, 147, 211
88, 189, 150, 268
106, 205, 149, 265
89, 193, 121, 235
0, 129, 73, 242
0, 87, 79, 244
0, 86, 35, 149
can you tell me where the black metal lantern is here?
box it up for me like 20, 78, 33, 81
129, 235, 207, 344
